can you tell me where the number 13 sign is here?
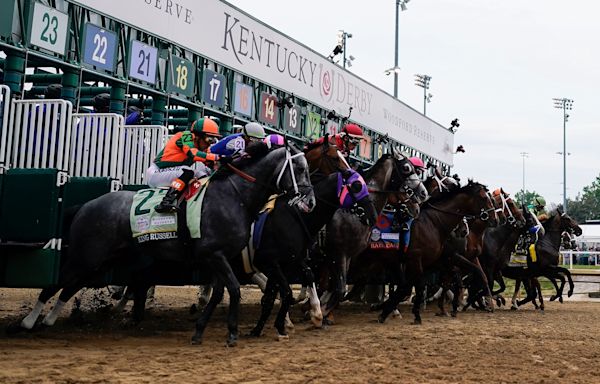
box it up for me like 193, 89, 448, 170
259, 92, 279, 126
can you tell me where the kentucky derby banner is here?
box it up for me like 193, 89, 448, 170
70, 0, 454, 165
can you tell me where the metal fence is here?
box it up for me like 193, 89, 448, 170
69, 113, 124, 188
0, 85, 10, 172
121, 125, 168, 185
0, 99, 73, 171
560, 251, 600, 269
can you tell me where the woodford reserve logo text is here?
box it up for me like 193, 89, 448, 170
221, 12, 373, 116
143, 0, 192, 24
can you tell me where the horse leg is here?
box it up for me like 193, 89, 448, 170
511, 279, 522, 310
131, 284, 152, 323
19, 286, 61, 330
535, 278, 544, 311
192, 281, 225, 345
553, 266, 574, 299
298, 260, 322, 327
41, 280, 89, 327
548, 273, 564, 302
273, 269, 294, 339
249, 277, 278, 337
516, 278, 537, 308
198, 284, 213, 307
251, 272, 268, 293
411, 278, 425, 325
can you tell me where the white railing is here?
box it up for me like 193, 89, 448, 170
0, 99, 73, 171
69, 113, 124, 188
560, 251, 600, 269
0, 85, 10, 172
121, 125, 168, 185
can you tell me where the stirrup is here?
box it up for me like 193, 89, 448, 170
154, 203, 178, 213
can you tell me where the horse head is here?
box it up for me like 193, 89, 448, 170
555, 208, 583, 237
423, 165, 460, 199
494, 189, 526, 229
461, 180, 498, 227
338, 169, 378, 226
270, 144, 316, 213
488, 190, 508, 226
304, 136, 349, 176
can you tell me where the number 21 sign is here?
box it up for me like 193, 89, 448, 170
128, 40, 158, 84
259, 92, 279, 126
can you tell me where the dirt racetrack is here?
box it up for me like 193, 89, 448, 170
1, 286, 599, 384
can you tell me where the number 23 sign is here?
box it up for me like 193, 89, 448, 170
259, 92, 279, 126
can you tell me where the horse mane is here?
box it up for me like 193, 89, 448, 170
427, 178, 486, 204
304, 140, 324, 152
359, 154, 393, 178
211, 142, 285, 180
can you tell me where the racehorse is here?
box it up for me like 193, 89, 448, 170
247, 169, 376, 339
376, 180, 498, 324
321, 150, 427, 318
504, 207, 581, 310
17, 143, 315, 347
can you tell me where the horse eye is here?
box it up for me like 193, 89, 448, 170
403, 164, 412, 174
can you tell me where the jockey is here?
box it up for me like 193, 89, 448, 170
398, 156, 427, 251
523, 196, 548, 262
209, 122, 266, 158
147, 117, 221, 213
310, 123, 364, 158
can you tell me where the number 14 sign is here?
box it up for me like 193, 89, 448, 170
259, 92, 279, 126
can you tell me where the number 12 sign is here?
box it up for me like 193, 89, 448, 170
259, 92, 279, 126
128, 40, 158, 84
82, 23, 118, 72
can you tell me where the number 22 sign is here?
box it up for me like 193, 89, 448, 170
82, 23, 118, 72
128, 40, 158, 84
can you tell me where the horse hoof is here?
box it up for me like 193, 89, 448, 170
189, 304, 198, 315
510, 306, 518, 311
190, 335, 202, 345
226, 334, 238, 347
450, 311, 457, 318
412, 319, 422, 325
391, 309, 402, 319
568, 290, 573, 298
549, 295, 557, 302
5, 322, 28, 335
276, 333, 289, 342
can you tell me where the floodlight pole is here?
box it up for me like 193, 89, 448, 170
520, 152, 529, 205
394, 1, 400, 97
553, 98, 574, 213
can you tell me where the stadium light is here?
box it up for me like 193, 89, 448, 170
391, 0, 411, 98
414, 74, 432, 115
553, 97, 574, 212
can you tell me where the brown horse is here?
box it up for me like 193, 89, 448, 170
375, 180, 498, 324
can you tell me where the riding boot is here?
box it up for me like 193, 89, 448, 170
154, 186, 184, 213
155, 169, 194, 213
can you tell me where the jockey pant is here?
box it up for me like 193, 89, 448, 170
146, 163, 210, 188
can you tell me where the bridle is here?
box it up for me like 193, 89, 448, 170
427, 187, 496, 222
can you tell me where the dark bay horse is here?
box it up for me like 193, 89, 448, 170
504, 208, 581, 310
248, 169, 376, 339
18, 144, 315, 347
321, 151, 427, 317
376, 181, 498, 324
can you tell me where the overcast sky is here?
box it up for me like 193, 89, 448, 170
228, 0, 599, 206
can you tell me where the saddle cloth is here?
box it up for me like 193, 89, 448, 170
130, 177, 209, 243
509, 248, 528, 268
369, 211, 400, 250
241, 195, 277, 274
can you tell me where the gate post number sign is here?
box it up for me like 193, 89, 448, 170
29, 2, 69, 56
82, 23, 118, 72
128, 40, 158, 84
167, 54, 196, 97
259, 92, 279, 127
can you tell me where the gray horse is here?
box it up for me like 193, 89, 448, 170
18, 143, 315, 347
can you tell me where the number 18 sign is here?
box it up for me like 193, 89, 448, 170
82, 23, 118, 72
166, 54, 195, 97
128, 40, 158, 84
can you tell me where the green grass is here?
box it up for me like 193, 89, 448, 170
559, 264, 600, 270
495, 277, 560, 296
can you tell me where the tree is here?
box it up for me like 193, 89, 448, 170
566, 174, 600, 223
514, 189, 541, 207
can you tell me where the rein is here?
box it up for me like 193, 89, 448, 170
227, 163, 256, 183
426, 201, 494, 221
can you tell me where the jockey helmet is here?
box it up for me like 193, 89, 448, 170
93, 93, 110, 110
44, 84, 62, 99
191, 117, 221, 137
533, 196, 546, 207
243, 122, 267, 139
341, 123, 364, 139
264, 134, 285, 148
409, 156, 426, 170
